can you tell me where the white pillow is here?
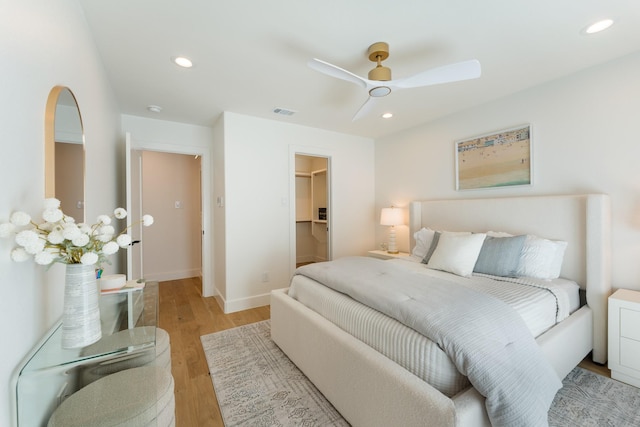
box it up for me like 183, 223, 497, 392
412, 228, 435, 258
516, 235, 568, 280
548, 240, 568, 278
427, 232, 487, 277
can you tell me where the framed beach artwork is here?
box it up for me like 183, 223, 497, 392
455, 124, 532, 191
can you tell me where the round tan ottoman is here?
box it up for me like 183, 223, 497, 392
48, 365, 175, 427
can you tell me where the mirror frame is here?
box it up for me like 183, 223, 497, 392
44, 86, 85, 218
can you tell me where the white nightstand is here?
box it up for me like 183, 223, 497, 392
608, 289, 640, 388
367, 250, 411, 260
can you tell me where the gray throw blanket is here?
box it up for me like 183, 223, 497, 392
295, 257, 561, 427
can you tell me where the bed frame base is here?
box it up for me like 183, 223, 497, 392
272, 288, 592, 426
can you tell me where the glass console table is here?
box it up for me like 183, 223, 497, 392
14, 281, 158, 427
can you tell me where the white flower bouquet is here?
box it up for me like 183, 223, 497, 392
0, 198, 153, 266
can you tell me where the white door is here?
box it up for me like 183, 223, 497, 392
125, 132, 143, 281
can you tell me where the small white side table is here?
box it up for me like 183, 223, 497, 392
608, 288, 640, 387
367, 250, 411, 260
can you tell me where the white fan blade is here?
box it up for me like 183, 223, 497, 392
352, 96, 377, 122
308, 58, 368, 89
392, 59, 481, 89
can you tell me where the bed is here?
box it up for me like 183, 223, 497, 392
271, 194, 611, 426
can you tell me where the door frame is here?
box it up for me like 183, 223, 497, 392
289, 145, 333, 277
126, 132, 213, 297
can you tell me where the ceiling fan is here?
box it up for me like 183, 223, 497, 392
308, 42, 481, 121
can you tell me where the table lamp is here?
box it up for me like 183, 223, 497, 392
380, 206, 403, 254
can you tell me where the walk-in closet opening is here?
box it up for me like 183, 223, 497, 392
294, 154, 330, 267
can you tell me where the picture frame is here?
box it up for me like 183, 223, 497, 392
455, 124, 532, 191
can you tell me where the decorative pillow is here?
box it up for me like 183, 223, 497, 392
516, 235, 568, 280
473, 235, 527, 277
412, 228, 435, 258
421, 231, 441, 264
420, 231, 470, 264
427, 232, 487, 277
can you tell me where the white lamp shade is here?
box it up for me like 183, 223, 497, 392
380, 207, 403, 226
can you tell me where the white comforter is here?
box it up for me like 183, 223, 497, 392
295, 256, 562, 427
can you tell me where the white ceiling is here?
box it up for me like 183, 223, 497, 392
78, 0, 640, 139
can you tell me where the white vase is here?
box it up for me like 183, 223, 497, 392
61, 263, 102, 349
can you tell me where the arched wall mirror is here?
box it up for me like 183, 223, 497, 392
44, 86, 85, 222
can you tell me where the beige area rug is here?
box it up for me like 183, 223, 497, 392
201, 320, 640, 427
201, 321, 348, 426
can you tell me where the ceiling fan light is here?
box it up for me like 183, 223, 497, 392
369, 86, 391, 97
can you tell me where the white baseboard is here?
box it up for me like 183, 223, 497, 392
215, 291, 271, 314
142, 269, 201, 283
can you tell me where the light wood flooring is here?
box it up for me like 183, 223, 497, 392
159, 277, 610, 427
158, 277, 269, 426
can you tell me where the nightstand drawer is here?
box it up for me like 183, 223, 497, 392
621, 307, 640, 341
620, 337, 640, 371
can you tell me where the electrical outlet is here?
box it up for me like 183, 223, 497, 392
174, 201, 183, 209
261, 272, 269, 282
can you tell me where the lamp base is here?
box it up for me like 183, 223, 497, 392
386, 227, 399, 255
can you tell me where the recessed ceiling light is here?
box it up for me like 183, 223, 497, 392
147, 105, 162, 113
172, 56, 193, 68
584, 19, 614, 34
381, 112, 393, 119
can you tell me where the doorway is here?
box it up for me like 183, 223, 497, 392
295, 154, 330, 267
139, 151, 202, 281
126, 132, 212, 296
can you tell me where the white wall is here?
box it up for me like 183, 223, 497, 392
0, 1, 121, 425
375, 51, 640, 291
218, 112, 375, 312
213, 116, 227, 301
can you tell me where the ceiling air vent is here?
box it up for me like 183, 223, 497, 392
273, 107, 296, 116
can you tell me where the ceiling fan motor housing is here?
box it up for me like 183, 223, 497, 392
368, 66, 391, 81
368, 41, 391, 81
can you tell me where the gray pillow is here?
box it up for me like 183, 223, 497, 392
473, 234, 527, 277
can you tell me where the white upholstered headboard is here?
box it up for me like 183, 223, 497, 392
409, 194, 611, 363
